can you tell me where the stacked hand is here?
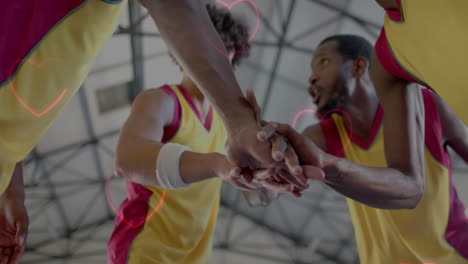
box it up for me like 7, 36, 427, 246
0, 164, 28, 264
223, 89, 327, 198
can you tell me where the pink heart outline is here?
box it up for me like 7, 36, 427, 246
104, 169, 167, 229
8, 58, 68, 118
204, 0, 260, 58
292, 108, 354, 167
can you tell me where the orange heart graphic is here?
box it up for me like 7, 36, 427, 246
204, 0, 260, 58
105, 169, 166, 229
8, 58, 68, 118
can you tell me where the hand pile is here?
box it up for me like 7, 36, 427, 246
221, 90, 329, 198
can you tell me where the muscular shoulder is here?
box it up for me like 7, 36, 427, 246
130, 87, 176, 127
375, 0, 399, 9
301, 124, 326, 151
430, 90, 467, 144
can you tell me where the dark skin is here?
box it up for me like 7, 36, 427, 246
303, 91, 468, 209
0, 1, 403, 263
255, 40, 468, 209
307, 41, 380, 142
135, 0, 422, 205
375, 0, 399, 10
0, 163, 27, 264
136, 0, 429, 209
136, 0, 324, 180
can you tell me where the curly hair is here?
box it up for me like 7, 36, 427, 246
169, 3, 251, 70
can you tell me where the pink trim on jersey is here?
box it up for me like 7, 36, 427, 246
177, 85, 213, 131
0, 0, 84, 86
107, 182, 153, 264
422, 89, 450, 168
347, 107, 383, 149
204, 108, 213, 131
108, 85, 184, 263
422, 89, 468, 258
161, 85, 182, 142
320, 117, 345, 157
320, 106, 382, 155
384, 0, 403, 22
375, 28, 419, 84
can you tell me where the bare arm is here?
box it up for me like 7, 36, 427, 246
369, 50, 425, 204
301, 124, 422, 209
3, 162, 24, 200
308, 51, 426, 209
139, 0, 256, 132
0, 162, 28, 264
115, 89, 227, 186
137, 1, 300, 172
305, 51, 425, 209
375, 0, 399, 9
433, 93, 468, 163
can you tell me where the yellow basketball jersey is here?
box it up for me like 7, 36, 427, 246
382, 0, 468, 125
320, 89, 468, 263
108, 85, 227, 264
0, 0, 126, 194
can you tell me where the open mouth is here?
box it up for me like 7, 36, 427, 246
309, 86, 321, 106
312, 93, 321, 106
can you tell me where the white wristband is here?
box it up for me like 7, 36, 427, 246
156, 143, 192, 189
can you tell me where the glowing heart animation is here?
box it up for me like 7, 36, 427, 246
9, 58, 68, 118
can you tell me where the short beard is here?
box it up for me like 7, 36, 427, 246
316, 76, 356, 120
316, 99, 342, 120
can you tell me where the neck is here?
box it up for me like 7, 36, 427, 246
343, 82, 380, 141
180, 74, 211, 119
181, 74, 205, 102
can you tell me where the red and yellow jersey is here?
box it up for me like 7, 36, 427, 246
375, 0, 468, 125
108, 85, 227, 264
320, 89, 468, 264
0, 0, 125, 194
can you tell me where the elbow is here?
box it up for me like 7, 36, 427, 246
401, 173, 425, 209
114, 162, 128, 180
114, 152, 134, 180
403, 195, 422, 210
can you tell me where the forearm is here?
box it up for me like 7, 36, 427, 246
144, 1, 255, 131
116, 139, 221, 186
451, 141, 468, 164
179, 152, 223, 184
323, 158, 422, 209
4, 162, 25, 201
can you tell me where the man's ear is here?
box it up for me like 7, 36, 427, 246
352, 57, 369, 78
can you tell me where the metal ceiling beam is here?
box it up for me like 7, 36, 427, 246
261, 0, 298, 114
288, 15, 341, 43
220, 199, 303, 245
335, 0, 353, 33
78, 87, 112, 218
128, 1, 145, 100
24, 130, 120, 163
305, 0, 382, 30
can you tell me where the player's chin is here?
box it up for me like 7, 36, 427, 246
317, 101, 341, 119
316, 108, 330, 120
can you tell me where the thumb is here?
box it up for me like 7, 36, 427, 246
15, 220, 27, 246
274, 124, 308, 150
